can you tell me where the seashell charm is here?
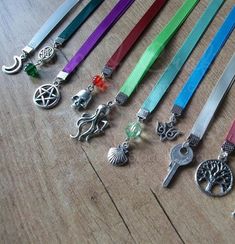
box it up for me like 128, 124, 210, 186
107, 143, 129, 166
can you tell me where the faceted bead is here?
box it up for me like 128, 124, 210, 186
92, 75, 108, 91
24, 63, 39, 77
125, 121, 142, 139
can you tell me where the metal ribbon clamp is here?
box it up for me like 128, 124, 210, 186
2, 0, 80, 74
157, 5, 235, 141
162, 53, 235, 188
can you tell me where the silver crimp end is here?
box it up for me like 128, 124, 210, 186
57, 71, 69, 81
137, 108, 150, 121
22, 46, 34, 55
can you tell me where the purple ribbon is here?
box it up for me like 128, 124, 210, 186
63, 0, 135, 74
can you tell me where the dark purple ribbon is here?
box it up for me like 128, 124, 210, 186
63, 0, 135, 74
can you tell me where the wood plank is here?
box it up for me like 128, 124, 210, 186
0, 0, 234, 243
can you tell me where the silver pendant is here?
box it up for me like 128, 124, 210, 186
70, 104, 110, 141
107, 142, 129, 166
33, 84, 60, 109
156, 114, 182, 141
195, 159, 233, 197
156, 121, 182, 141
71, 89, 92, 109
2, 55, 24, 74
38, 46, 55, 63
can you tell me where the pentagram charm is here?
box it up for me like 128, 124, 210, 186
195, 159, 233, 197
33, 84, 60, 109
38, 46, 55, 63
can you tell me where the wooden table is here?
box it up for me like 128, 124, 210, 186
0, 0, 234, 243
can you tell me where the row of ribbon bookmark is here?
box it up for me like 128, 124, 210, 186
2, 0, 235, 216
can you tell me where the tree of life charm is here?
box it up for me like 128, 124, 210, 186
38, 46, 55, 63
195, 159, 233, 197
33, 84, 60, 109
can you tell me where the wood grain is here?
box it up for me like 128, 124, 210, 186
0, 0, 234, 243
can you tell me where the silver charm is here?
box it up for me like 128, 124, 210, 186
156, 114, 182, 141
107, 142, 129, 166
195, 159, 233, 197
163, 143, 194, 187
232, 211, 235, 218
70, 104, 111, 141
71, 89, 92, 109
2, 53, 27, 74
38, 46, 55, 63
33, 83, 60, 109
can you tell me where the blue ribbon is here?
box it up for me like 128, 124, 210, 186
173, 5, 235, 112
141, 0, 224, 115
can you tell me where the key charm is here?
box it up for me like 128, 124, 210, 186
163, 143, 194, 187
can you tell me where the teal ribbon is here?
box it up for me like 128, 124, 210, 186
55, 0, 104, 45
140, 0, 224, 117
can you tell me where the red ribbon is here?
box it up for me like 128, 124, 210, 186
226, 120, 235, 145
105, 0, 167, 73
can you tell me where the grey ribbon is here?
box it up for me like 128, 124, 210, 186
189, 54, 235, 140
26, 0, 81, 53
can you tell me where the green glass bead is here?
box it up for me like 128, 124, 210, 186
125, 121, 142, 139
24, 63, 39, 77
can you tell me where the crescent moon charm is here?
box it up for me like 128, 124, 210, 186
2, 56, 23, 74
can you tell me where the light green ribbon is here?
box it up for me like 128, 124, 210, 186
117, 0, 199, 102
140, 0, 224, 116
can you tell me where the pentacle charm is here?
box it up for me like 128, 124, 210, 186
195, 159, 233, 197
38, 46, 55, 63
33, 84, 60, 109
70, 104, 110, 141
107, 142, 129, 166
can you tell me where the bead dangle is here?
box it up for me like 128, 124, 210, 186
107, 118, 143, 166
24, 43, 60, 77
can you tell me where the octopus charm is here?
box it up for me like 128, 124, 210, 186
70, 104, 110, 142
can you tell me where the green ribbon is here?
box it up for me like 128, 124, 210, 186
140, 0, 224, 116
116, 0, 199, 103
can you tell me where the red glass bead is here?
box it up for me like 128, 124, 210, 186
92, 75, 108, 92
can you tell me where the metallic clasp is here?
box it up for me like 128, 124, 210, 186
218, 149, 229, 162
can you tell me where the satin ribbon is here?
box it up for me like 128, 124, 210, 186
172, 6, 235, 116
226, 120, 235, 145
27, 0, 81, 51
63, 0, 135, 74
189, 54, 235, 144
55, 0, 104, 46
138, 0, 223, 119
115, 0, 199, 105
103, 0, 167, 77
2, 0, 81, 74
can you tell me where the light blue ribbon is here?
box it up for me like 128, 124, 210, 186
140, 0, 224, 116
173, 5, 235, 112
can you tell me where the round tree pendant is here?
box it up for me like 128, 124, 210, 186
33, 84, 60, 109
38, 46, 55, 63
195, 159, 233, 197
